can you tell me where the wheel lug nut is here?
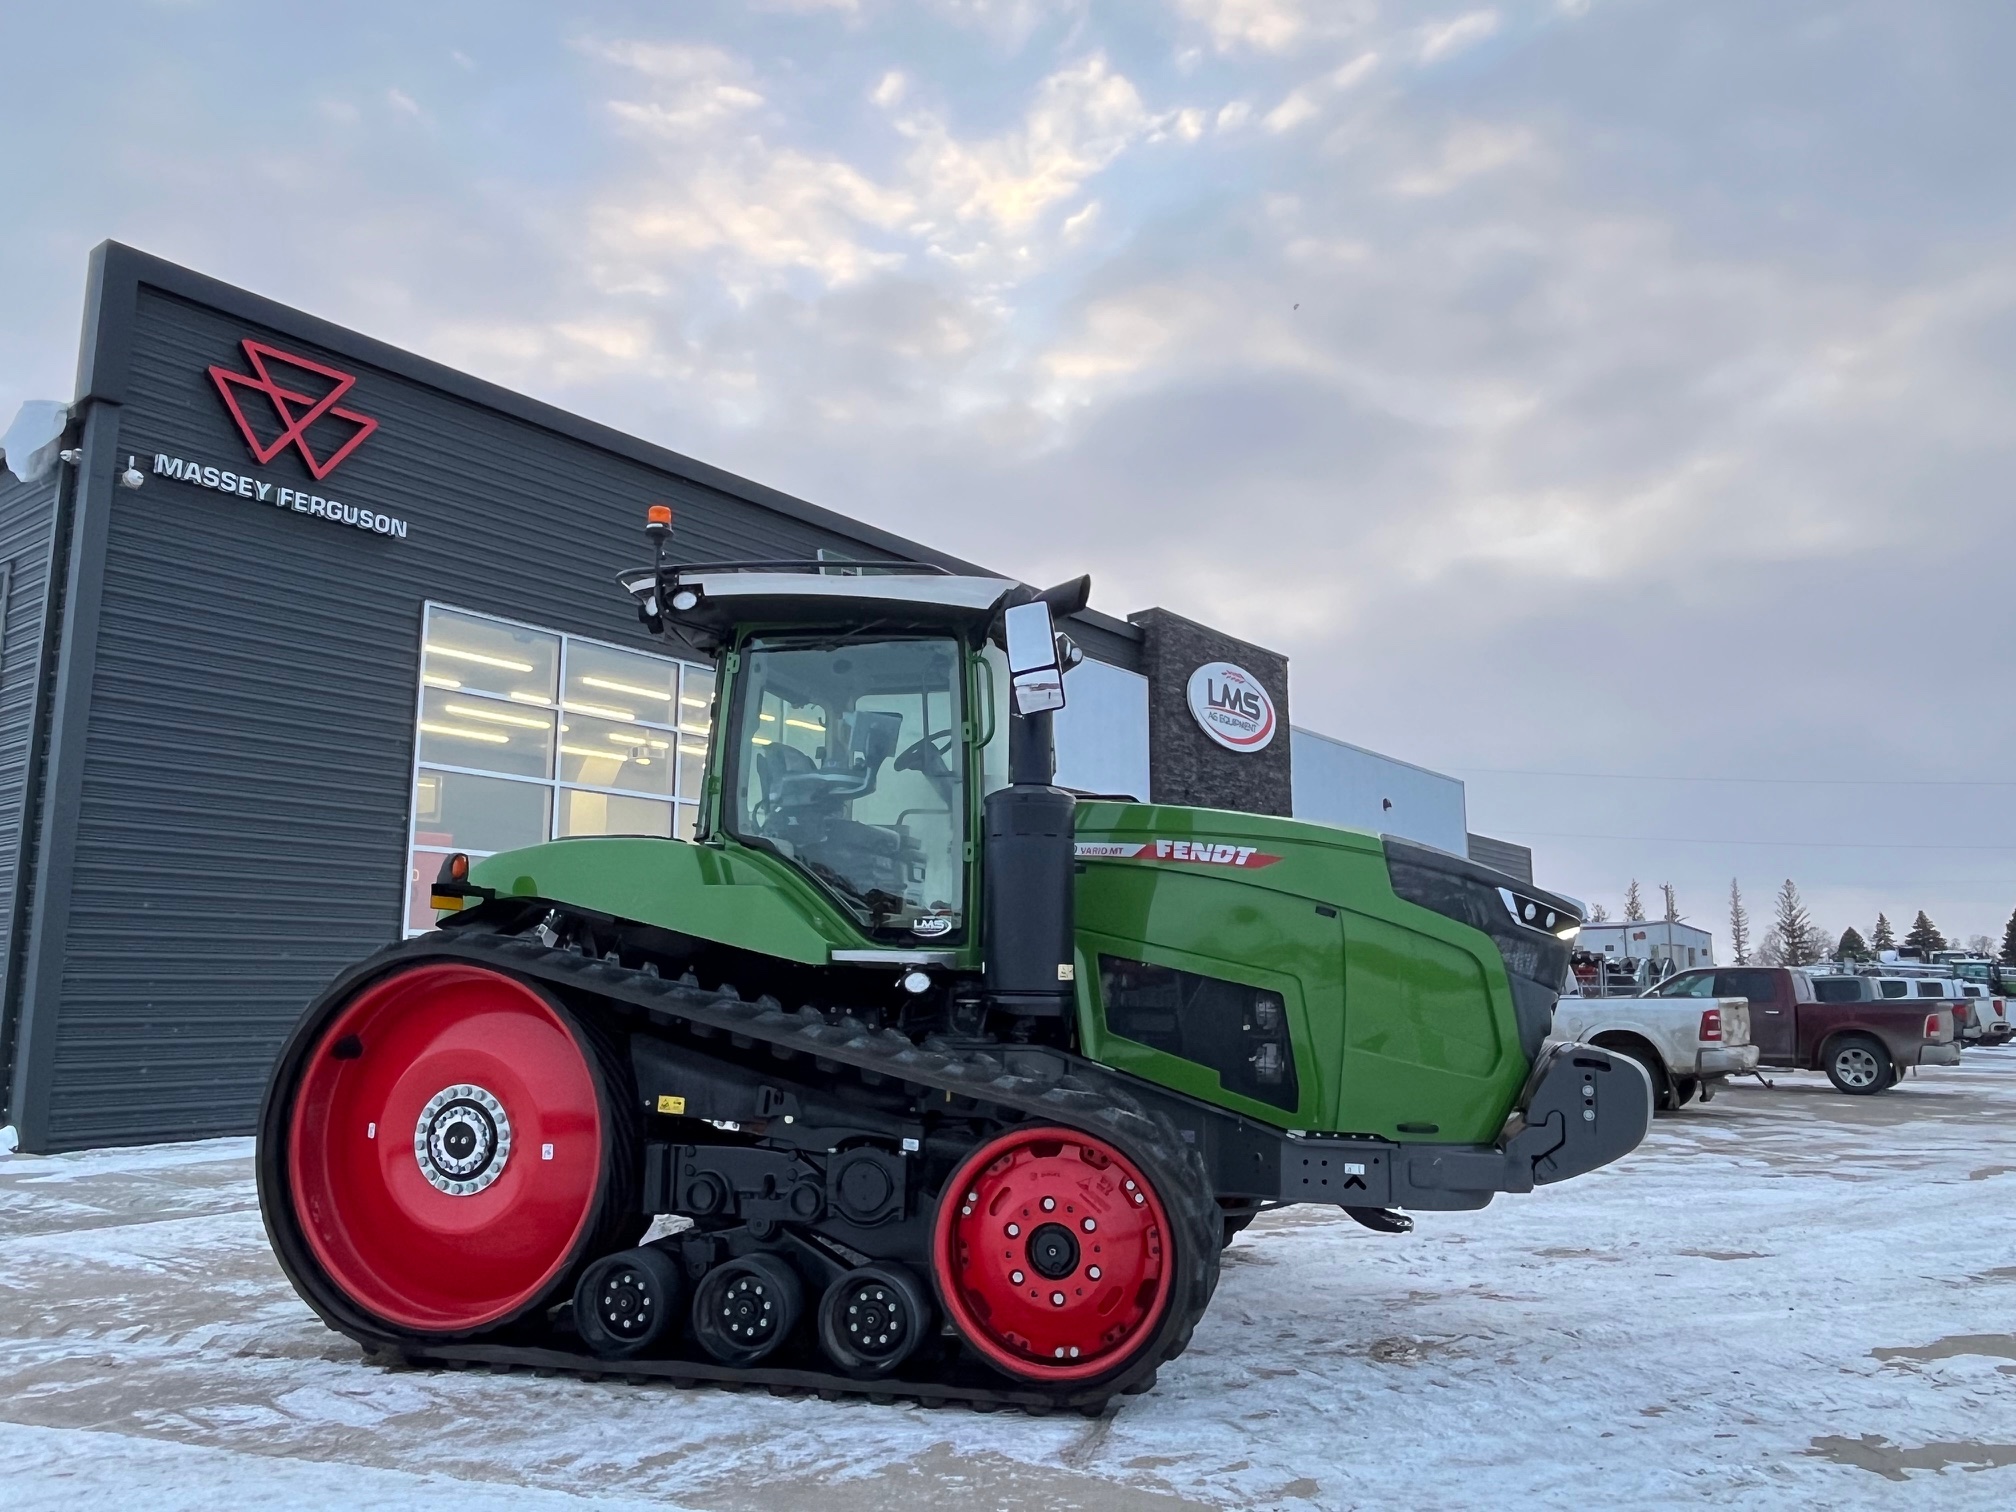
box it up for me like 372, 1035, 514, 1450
1088, 1265, 1101, 1280
1051, 1292, 1066, 1306
1041, 1196, 1056, 1211
1082, 1218, 1096, 1232
1011, 1270, 1025, 1284
1006, 1222, 1020, 1237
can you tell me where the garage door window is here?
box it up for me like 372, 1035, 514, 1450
407, 604, 713, 931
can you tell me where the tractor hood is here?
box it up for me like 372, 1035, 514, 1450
1382, 838, 1584, 1064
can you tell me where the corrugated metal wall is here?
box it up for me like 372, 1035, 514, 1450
36, 287, 948, 1148
0, 469, 60, 1110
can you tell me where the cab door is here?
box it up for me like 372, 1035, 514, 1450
1718, 968, 1792, 1059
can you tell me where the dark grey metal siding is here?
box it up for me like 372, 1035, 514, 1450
1466, 833, 1534, 885
34, 287, 948, 1149
0, 468, 60, 1109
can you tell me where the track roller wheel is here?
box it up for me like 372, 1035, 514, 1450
933, 1124, 1186, 1387
692, 1253, 803, 1365
274, 962, 632, 1336
817, 1264, 933, 1378
575, 1245, 686, 1359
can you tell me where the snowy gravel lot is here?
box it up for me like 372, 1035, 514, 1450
4, 1049, 2014, 1510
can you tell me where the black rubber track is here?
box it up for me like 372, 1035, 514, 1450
258, 926, 1222, 1415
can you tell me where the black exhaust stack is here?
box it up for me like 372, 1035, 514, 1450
983, 579, 1089, 1019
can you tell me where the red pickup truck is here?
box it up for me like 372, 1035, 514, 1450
1641, 966, 1960, 1094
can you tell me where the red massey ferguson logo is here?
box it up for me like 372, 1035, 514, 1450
208, 339, 377, 480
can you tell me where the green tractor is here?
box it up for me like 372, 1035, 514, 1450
258, 520, 1649, 1412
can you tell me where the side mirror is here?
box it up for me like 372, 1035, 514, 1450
1003, 601, 1066, 716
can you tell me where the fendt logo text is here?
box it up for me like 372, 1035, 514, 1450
209, 339, 378, 480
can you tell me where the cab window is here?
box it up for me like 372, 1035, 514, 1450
727, 635, 966, 940
1646, 971, 1718, 998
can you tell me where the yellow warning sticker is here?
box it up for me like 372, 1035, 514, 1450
656, 1095, 686, 1115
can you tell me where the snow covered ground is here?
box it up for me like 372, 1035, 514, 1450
3, 1052, 2014, 1510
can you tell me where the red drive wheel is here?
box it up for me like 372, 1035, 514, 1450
284, 963, 611, 1334
933, 1125, 1175, 1384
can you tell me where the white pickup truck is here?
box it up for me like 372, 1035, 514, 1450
1553, 988, 1759, 1111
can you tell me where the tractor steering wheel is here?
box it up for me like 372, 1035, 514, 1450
894, 729, 956, 775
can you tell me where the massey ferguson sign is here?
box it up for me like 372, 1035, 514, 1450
149, 337, 409, 539
209, 339, 378, 479
1185, 661, 1277, 753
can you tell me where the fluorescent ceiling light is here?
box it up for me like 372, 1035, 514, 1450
580, 675, 668, 700
420, 722, 510, 745
443, 701, 550, 730
421, 675, 462, 690
783, 718, 825, 732
564, 701, 636, 721
426, 644, 535, 673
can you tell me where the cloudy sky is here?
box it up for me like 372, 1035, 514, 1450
4, 0, 2013, 949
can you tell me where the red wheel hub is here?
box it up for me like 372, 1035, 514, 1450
933, 1125, 1174, 1382
286, 964, 605, 1333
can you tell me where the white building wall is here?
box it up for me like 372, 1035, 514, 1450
1579, 921, 1716, 970
1289, 727, 1469, 855
1053, 658, 1152, 801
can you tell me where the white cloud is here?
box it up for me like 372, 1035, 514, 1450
871, 70, 908, 107
1389, 122, 1535, 195
1417, 10, 1501, 64
891, 54, 1151, 234
1173, 0, 1310, 53
1264, 89, 1320, 133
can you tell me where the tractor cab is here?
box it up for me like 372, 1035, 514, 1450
618, 555, 1087, 978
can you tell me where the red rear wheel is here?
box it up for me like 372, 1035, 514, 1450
933, 1125, 1175, 1384
285, 963, 610, 1333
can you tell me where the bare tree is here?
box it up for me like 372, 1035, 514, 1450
1660, 883, 1680, 923
1588, 903, 1610, 923
1624, 880, 1645, 922
1964, 933, 1994, 956
1728, 879, 1751, 965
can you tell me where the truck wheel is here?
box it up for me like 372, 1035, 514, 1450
1669, 1076, 1700, 1108
1824, 1035, 1893, 1095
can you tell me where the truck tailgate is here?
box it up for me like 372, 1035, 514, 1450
1716, 997, 1753, 1046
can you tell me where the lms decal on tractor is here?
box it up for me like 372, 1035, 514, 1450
257, 529, 1649, 1416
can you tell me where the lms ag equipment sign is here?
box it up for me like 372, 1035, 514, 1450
1186, 661, 1276, 753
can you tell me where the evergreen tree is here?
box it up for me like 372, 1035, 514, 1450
2001, 906, 2016, 966
1771, 879, 1821, 966
1870, 913, 1896, 952
1903, 910, 1947, 955
1837, 926, 1868, 961
1624, 880, 1645, 922
1660, 883, 1680, 922
1728, 879, 1751, 966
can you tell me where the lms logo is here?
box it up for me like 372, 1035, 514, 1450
208, 339, 378, 481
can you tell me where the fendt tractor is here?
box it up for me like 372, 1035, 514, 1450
257, 513, 1650, 1413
